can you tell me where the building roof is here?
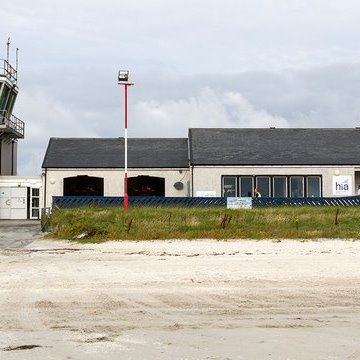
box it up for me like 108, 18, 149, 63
189, 128, 360, 166
42, 137, 189, 168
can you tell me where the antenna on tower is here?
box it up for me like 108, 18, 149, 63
16, 47, 19, 73
6, 37, 10, 63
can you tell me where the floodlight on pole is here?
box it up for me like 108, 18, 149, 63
118, 70, 129, 82
118, 70, 134, 211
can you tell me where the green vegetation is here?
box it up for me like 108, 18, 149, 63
44, 206, 360, 243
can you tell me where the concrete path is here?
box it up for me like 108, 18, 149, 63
0, 220, 41, 249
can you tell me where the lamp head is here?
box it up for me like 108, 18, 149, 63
118, 70, 129, 82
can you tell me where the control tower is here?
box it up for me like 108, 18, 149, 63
0, 40, 24, 175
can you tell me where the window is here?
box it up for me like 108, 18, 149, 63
222, 175, 321, 198
223, 176, 236, 197
0, 84, 10, 110
307, 176, 321, 197
239, 176, 253, 197
256, 176, 271, 197
6, 92, 17, 113
273, 176, 287, 197
290, 176, 304, 197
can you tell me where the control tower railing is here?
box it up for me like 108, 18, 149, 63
0, 110, 24, 138
0, 59, 17, 84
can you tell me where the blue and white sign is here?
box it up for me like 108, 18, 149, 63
332, 176, 352, 196
227, 197, 252, 209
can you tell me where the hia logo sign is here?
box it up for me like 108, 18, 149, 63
332, 176, 352, 196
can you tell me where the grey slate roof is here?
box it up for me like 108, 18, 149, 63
189, 128, 360, 166
42, 138, 189, 168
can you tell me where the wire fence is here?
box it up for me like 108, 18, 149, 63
52, 195, 360, 209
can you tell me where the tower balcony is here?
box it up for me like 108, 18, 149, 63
0, 110, 24, 139
0, 59, 17, 84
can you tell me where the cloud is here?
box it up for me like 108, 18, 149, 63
16, 90, 98, 175
222, 92, 288, 127
131, 88, 288, 137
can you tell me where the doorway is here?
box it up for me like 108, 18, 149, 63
63, 176, 104, 196
128, 176, 165, 196
0, 187, 27, 219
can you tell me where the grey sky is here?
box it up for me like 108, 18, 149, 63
2, 0, 360, 175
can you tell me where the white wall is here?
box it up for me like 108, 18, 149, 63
191, 165, 357, 197
43, 168, 190, 208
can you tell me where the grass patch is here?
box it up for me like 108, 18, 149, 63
44, 206, 360, 242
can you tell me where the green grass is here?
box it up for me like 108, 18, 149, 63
44, 206, 360, 242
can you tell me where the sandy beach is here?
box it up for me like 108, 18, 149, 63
1, 238, 360, 359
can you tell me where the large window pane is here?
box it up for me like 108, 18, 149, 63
239, 176, 253, 197
32, 209, 39, 218
290, 176, 304, 197
32, 198, 39, 208
6, 92, 17, 113
273, 176, 287, 197
0, 85, 10, 110
307, 176, 321, 197
256, 176, 270, 197
223, 176, 236, 197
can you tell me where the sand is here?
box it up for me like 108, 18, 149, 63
1, 238, 360, 359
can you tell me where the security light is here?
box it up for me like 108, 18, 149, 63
118, 70, 129, 82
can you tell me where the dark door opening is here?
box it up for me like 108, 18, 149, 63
63, 176, 104, 196
128, 176, 165, 196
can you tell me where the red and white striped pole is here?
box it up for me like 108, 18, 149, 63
124, 83, 129, 211
118, 71, 134, 212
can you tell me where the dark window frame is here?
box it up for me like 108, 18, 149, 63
222, 176, 237, 197
221, 175, 322, 198
273, 176, 288, 197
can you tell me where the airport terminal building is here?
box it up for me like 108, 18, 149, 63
41, 127, 360, 209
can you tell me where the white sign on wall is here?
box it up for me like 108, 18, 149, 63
196, 191, 216, 197
227, 197, 252, 209
332, 176, 352, 196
